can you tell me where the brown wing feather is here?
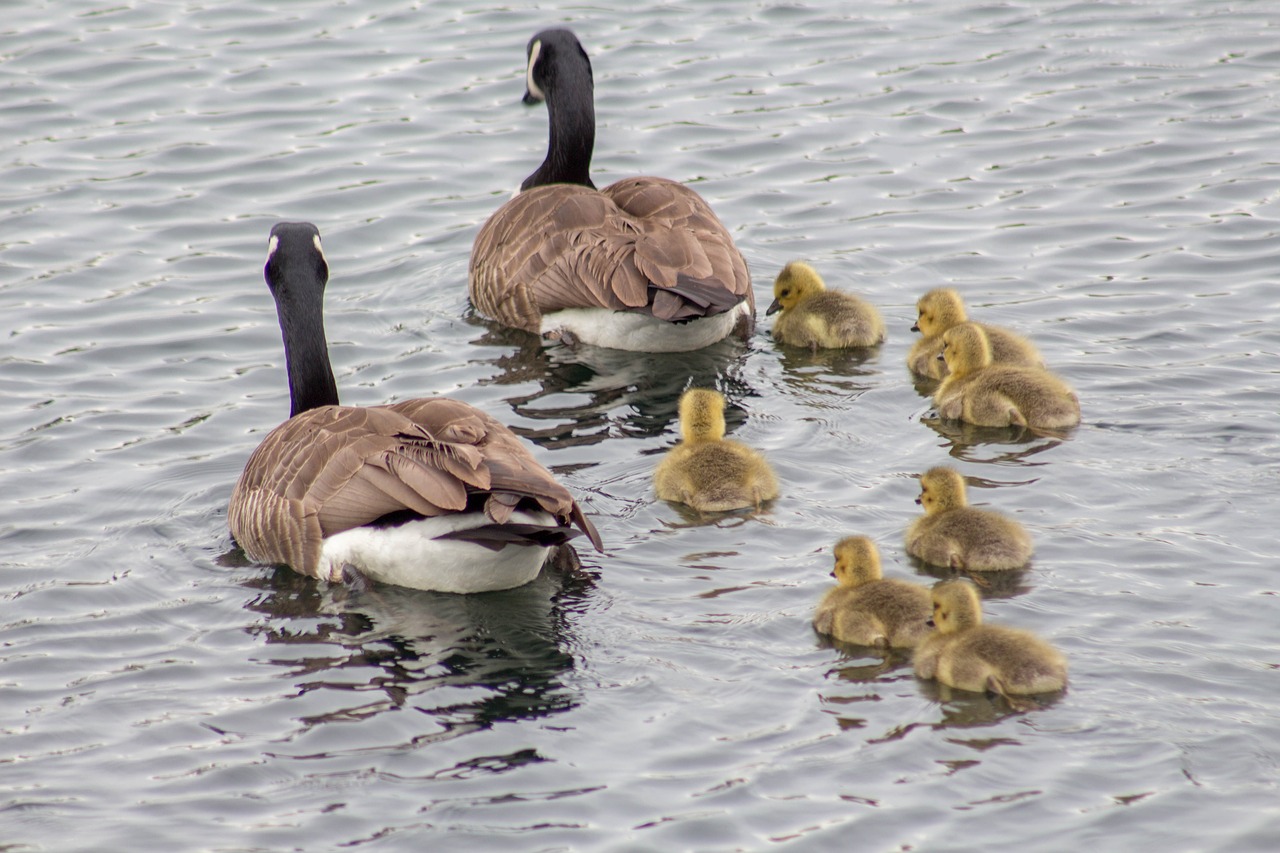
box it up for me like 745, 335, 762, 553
228, 399, 601, 578
469, 177, 752, 332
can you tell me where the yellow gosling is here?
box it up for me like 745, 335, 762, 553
767, 261, 885, 349
933, 323, 1080, 429
654, 388, 779, 512
906, 466, 1032, 571
813, 536, 933, 648
908, 287, 1042, 379
914, 580, 1068, 696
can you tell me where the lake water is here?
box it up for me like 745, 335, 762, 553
3, 0, 1279, 849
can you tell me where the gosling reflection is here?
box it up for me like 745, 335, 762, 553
239, 559, 595, 733
919, 412, 1067, 464
466, 318, 755, 447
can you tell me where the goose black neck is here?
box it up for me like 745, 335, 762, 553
522, 41, 597, 191
265, 225, 339, 418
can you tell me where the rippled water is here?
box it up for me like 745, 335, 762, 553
4, 0, 1280, 849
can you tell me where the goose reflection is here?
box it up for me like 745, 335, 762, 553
236, 556, 596, 734
920, 410, 1071, 463
465, 316, 757, 447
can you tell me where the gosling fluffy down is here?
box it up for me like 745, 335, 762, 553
914, 580, 1068, 696
906, 466, 1032, 571
908, 287, 1042, 379
767, 261, 885, 349
934, 323, 1080, 430
813, 536, 933, 648
654, 388, 779, 512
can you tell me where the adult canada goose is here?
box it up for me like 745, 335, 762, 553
914, 580, 1068, 696
229, 222, 602, 594
908, 287, 1042, 380
812, 536, 932, 648
767, 261, 886, 350
654, 388, 778, 512
468, 28, 754, 352
934, 323, 1080, 430
906, 466, 1033, 571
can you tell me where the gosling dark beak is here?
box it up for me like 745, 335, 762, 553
936, 352, 945, 361
766, 298, 782, 316
911, 322, 920, 332
915, 496, 923, 505
926, 618, 936, 628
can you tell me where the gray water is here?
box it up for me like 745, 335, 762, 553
3, 0, 1279, 849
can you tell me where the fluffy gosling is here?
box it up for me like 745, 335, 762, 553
813, 536, 933, 648
767, 261, 885, 349
906, 466, 1032, 571
914, 580, 1068, 696
908, 287, 1042, 379
933, 323, 1080, 430
654, 388, 779, 512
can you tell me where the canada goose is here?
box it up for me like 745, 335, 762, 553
654, 388, 778, 512
906, 466, 1032, 571
933, 323, 1080, 429
813, 536, 932, 648
468, 28, 754, 352
914, 580, 1068, 696
229, 222, 602, 594
766, 261, 886, 349
908, 287, 1042, 379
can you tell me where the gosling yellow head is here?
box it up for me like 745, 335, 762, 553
916, 466, 968, 515
913, 288, 968, 338
767, 261, 826, 316
677, 387, 728, 443
939, 322, 994, 378
832, 535, 884, 587
928, 579, 984, 633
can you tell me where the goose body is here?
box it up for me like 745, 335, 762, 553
914, 580, 1068, 696
229, 222, 601, 594
933, 323, 1080, 430
906, 466, 1032, 572
468, 28, 753, 352
908, 287, 1042, 380
767, 261, 885, 350
654, 388, 778, 512
812, 536, 932, 648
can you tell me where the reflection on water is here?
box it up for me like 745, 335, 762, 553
919, 413, 1073, 464
238, 561, 596, 737
466, 316, 758, 446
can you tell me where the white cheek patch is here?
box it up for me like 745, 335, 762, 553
266, 234, 279, 263
525, 39, 544, 101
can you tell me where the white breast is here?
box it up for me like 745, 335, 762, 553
541, 303, 749, 352
318, 510, 558, 594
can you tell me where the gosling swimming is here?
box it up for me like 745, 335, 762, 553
813, 536, 933, 648
933, 323, 1080, 430
914, 580, 1068, 696
767, 261, 885, 350
906, 466, 1032, 571
908, 287, 1041, 379
654, 388, 779, 512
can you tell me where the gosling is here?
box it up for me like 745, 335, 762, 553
654, 388, 779, 512
813, 536, 933, 648
906, 466, 1032, 571
908, 287, 1042, 379
766, 261, 886, 349
914, 580, 1068, 696
933, 323, 1080, 430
